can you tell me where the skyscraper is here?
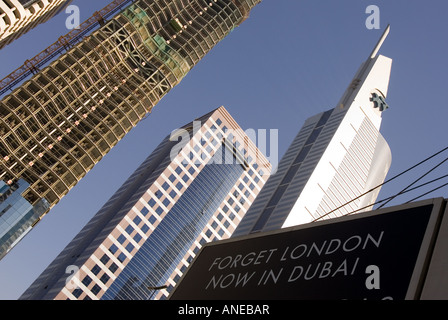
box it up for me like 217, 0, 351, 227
0, 0, 72, 49
233, 26, 393, 236
19, 106, 271, 300
0, 0, 261, 260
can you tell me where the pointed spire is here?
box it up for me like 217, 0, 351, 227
369, 24, 391, 59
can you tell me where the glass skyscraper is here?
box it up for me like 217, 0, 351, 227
0, 0, 261, 260
233, 26, 393, 236
19, 106, 271, 300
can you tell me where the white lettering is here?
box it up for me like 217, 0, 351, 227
365, 265, 381, 289
365, 5, 381, 30
65, 5, 80, 30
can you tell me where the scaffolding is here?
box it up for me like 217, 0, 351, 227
0, 0, 134, 96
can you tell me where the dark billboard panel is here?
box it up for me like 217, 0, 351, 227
170, 198, 445, 300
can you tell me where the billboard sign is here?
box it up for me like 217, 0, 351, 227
169, 198, 444, 300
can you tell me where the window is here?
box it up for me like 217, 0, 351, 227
133, 216, 142, 226
109, 244, 118, 254
293, 145, 312, 164
155, 206, 163, 215
141, 207, 150, 216
162, 182, 169, 190
267, 185, 288, 208
91, 265, 101, 276
141, 224, 150, 233
72, 288, 83, 298
125, 225, 134, 235
126, 243, 135, 253
100, 274, 110, 285
251, 207, 275, 233
305, 127, 323, 145
109, 263, 118, 273
168, 174, 176, 182
91, 284, 101, 295
134, 233, 142, 243
117, 234, 126, 244
148, 199, 156, 207
118, 253, 126, 263
281, 163, 301, 185
216, 118, 222, 126
316, 109, 333, 127
162, 198, 170, 207
176, 181, 183, 190
148, 215, 157, 225
82, 276, 92, 287
100, 254, 110, 265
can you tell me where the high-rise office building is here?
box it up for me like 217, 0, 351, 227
20, 106, 271, 300
233, 26, 393, 236
0, 0, 72, 49
0, 0, 261, 260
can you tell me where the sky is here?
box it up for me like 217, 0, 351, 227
0, 0, 447, 300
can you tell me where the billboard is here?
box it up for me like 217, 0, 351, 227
169, 198, 445, 300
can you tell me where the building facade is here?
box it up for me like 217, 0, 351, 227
0, 0, 261, 260
19, 106, 271, 300
0, 0, 72, 49
233, 27, 393, 236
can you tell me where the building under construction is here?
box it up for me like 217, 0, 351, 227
0, 0, 261, 260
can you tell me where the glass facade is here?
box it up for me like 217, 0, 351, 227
0, 179, 49, 259
102, 145, 244, 300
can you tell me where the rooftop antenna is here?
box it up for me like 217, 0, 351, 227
336, 24, 391, 109
369, 24, 391, 59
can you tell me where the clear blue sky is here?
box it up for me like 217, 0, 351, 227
0, 0, 447, 299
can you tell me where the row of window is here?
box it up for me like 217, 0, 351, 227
70, 252, 119, 300
68, 116, 265, 300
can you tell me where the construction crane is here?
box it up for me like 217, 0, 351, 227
0, 0, 134, 97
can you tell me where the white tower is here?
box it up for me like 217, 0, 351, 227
234, 26, 393, 236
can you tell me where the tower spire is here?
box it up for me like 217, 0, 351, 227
369, 24, 391, 59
